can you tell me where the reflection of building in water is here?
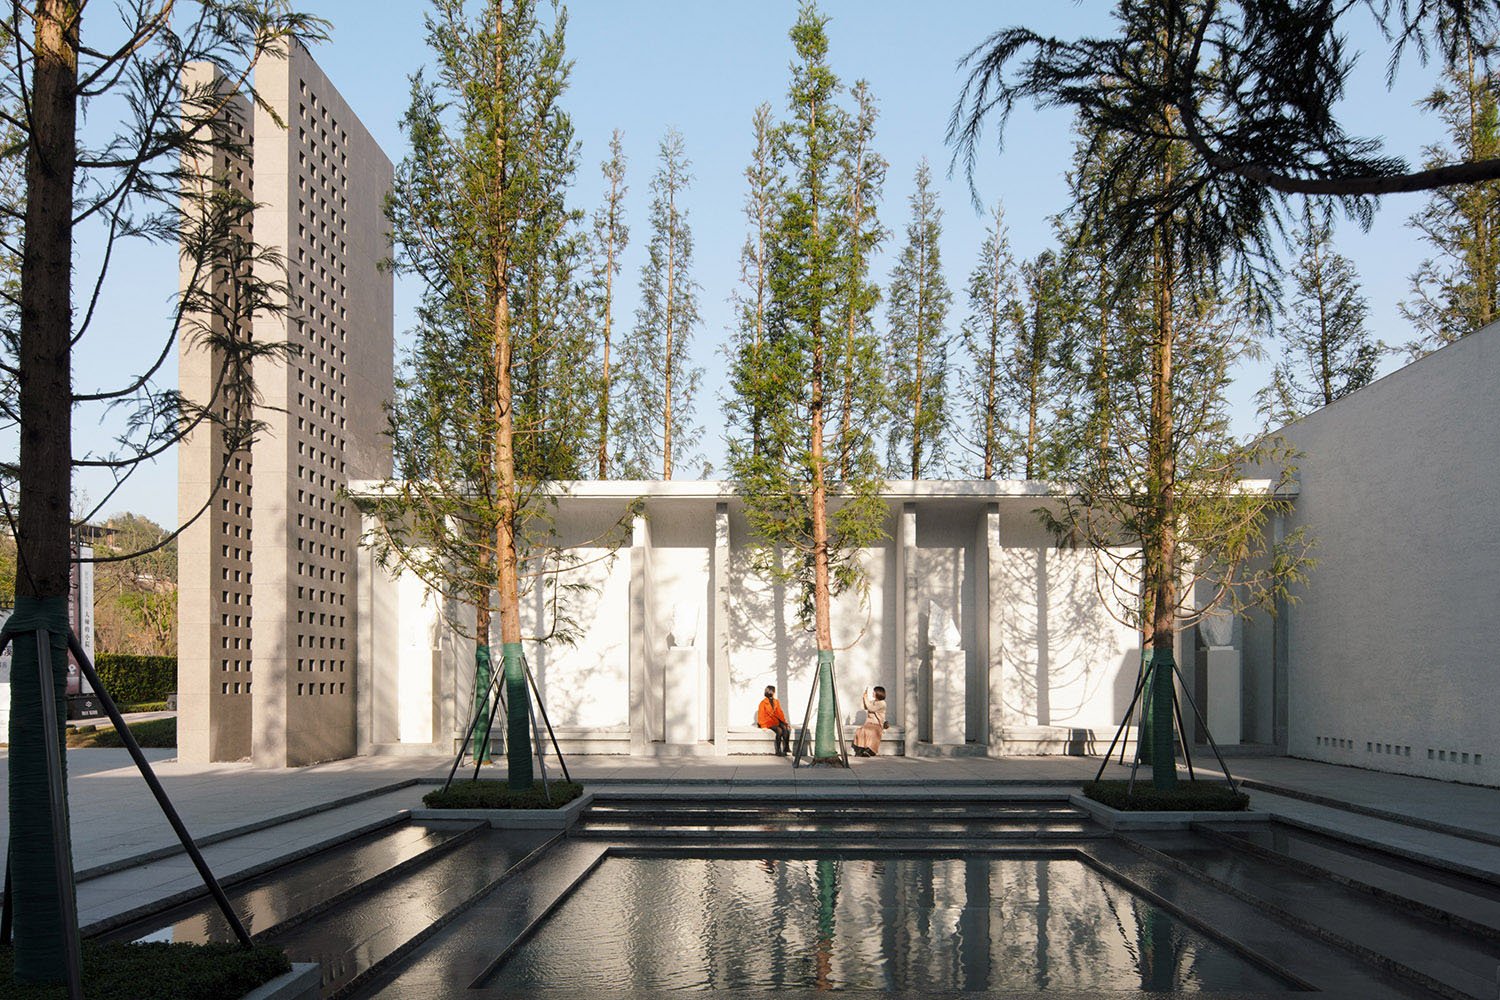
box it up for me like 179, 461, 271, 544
483, 856, 1289, 993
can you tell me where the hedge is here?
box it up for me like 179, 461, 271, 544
0, 941, 289, 1000
93, 653, 175, 705
1082, 779, 1250, 812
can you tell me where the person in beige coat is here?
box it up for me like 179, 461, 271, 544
853, 685, 888, 756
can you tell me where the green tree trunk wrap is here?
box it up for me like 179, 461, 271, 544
1150, 647, 1178, 790
2, 596, 74, 983
472, 643, 492, 762
814, 649, 837, 758
502, 642, 533, 790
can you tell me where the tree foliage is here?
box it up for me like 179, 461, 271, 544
1402, 47, 1500, 356
371, 0, 619, 789
620, 128, 704, 479
92, 514, 178, 656
956, 202, 1019, 479
728, 2, 887, 759
587, 129, 629, 478
950, 0, 1500, 296
885, 158, 951, 479
1261, 206, 1379, 425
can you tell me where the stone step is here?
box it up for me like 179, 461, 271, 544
1125, 830, 1500, 1000
1198, 821, 1500, 943
572, 820, 1100, 841
101, 819, 484, 946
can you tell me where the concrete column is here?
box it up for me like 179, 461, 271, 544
898, 502, 919, 756
629, 514, 651, 753
979, 504, 1002, 754
354, 522, 374, 755
711, 502, 731, 754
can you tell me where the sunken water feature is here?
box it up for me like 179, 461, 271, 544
486, 856, 1291, 993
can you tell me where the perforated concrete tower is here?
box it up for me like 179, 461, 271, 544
178, 45, 392, 766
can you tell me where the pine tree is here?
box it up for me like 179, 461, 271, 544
728, 2, 887, 763
957, 202, 1020, 479
1402, 46, 1500, 357
1261, 206, 1378, 425
589, 130, 629, 478
620, 128, 704, 479
832, 80, 887, 479
885, 159, 952, 479
376, 0, 611, 791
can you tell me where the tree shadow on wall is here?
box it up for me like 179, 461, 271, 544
996, 546, 1122, 734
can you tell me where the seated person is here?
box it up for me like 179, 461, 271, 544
853, 685, 888, 756
757, 684, 791, 756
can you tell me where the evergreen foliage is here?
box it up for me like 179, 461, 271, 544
956, 202, 1019, 479
728, 3, 887, 760
620, 128, 705, 479
93, 653, 176, 705
373, 0, 626, 790
1402, 48, 1500, 357
728, 104, 781, 457
885, 159, 952, 479
587, 130, 629, 478
1001, 248, 1076, 480
1262, 206, 1379, 425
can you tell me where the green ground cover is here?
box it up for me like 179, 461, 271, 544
1082, 779, 1250, 811
0, 942, 288, 999
422, 779, 584, 810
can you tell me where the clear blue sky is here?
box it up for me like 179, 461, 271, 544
64, 1, 1450, 526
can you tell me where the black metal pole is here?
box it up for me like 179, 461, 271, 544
68, 632, 253, 949
443, 664, 504, 794
526, 687, 551, 803
1, 852, 10, 946
1170, 661, 1239, 793
1126, 657, 1151, 797
1094, 661, 1150, 782
470, 683, 503, 783
792, 677, 818, 770
1172, 686, 1196, 781
38, 631, 86, 1000
522, 654, 571, 784
827, 669, 850, 768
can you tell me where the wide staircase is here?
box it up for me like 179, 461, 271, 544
97, 817, 557, 999
1122, 820, 1500, 1000
572, 790, 1100, 843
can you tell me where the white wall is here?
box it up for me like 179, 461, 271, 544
1244, 324, 1500, 785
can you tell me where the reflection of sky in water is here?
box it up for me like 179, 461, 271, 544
488, 856, 1290, 992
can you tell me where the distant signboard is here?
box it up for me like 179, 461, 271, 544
67, 544, 94, 697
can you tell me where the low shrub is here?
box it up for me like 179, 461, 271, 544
422, 779, 584, 810
1082, 779, 1250, 812
93, 653, 175, 705
0, 941, 289, 1000
67, 717, 175, 749
119, 700, 170, 714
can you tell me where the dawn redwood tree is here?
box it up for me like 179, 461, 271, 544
589, 130, 629, 478
957, 201, 1020, 479
1402, 45, 1500, 356
620, 128, 704, 479
375, 0, 604, 790
728, 2, 886, 762
885, 158, 952, 479
0, 0, 321, 982
1261, 206, 1379, 425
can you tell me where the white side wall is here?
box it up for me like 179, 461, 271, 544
1244, 325, 1500, 785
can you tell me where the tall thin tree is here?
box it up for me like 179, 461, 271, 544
885, 158, 952, 479
590, 130, 629, 478
957, 201, 1020, 479
728, 2, 886, 761
729, 103, 780, 457
621, 128, 703, 479
374, 0, 605, 792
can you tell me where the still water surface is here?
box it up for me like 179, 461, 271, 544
487, 856, 1290, 992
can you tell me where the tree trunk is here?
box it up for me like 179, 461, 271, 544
10, 0, 82, 982
597, 192, 617, 479
1147, 200, 1178, 792
493, 12, 531, 791
809, 130, 837, 758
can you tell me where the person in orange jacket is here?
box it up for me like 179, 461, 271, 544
757, 684, 791, 756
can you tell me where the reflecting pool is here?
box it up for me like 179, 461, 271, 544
485, 856, 1292, 992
